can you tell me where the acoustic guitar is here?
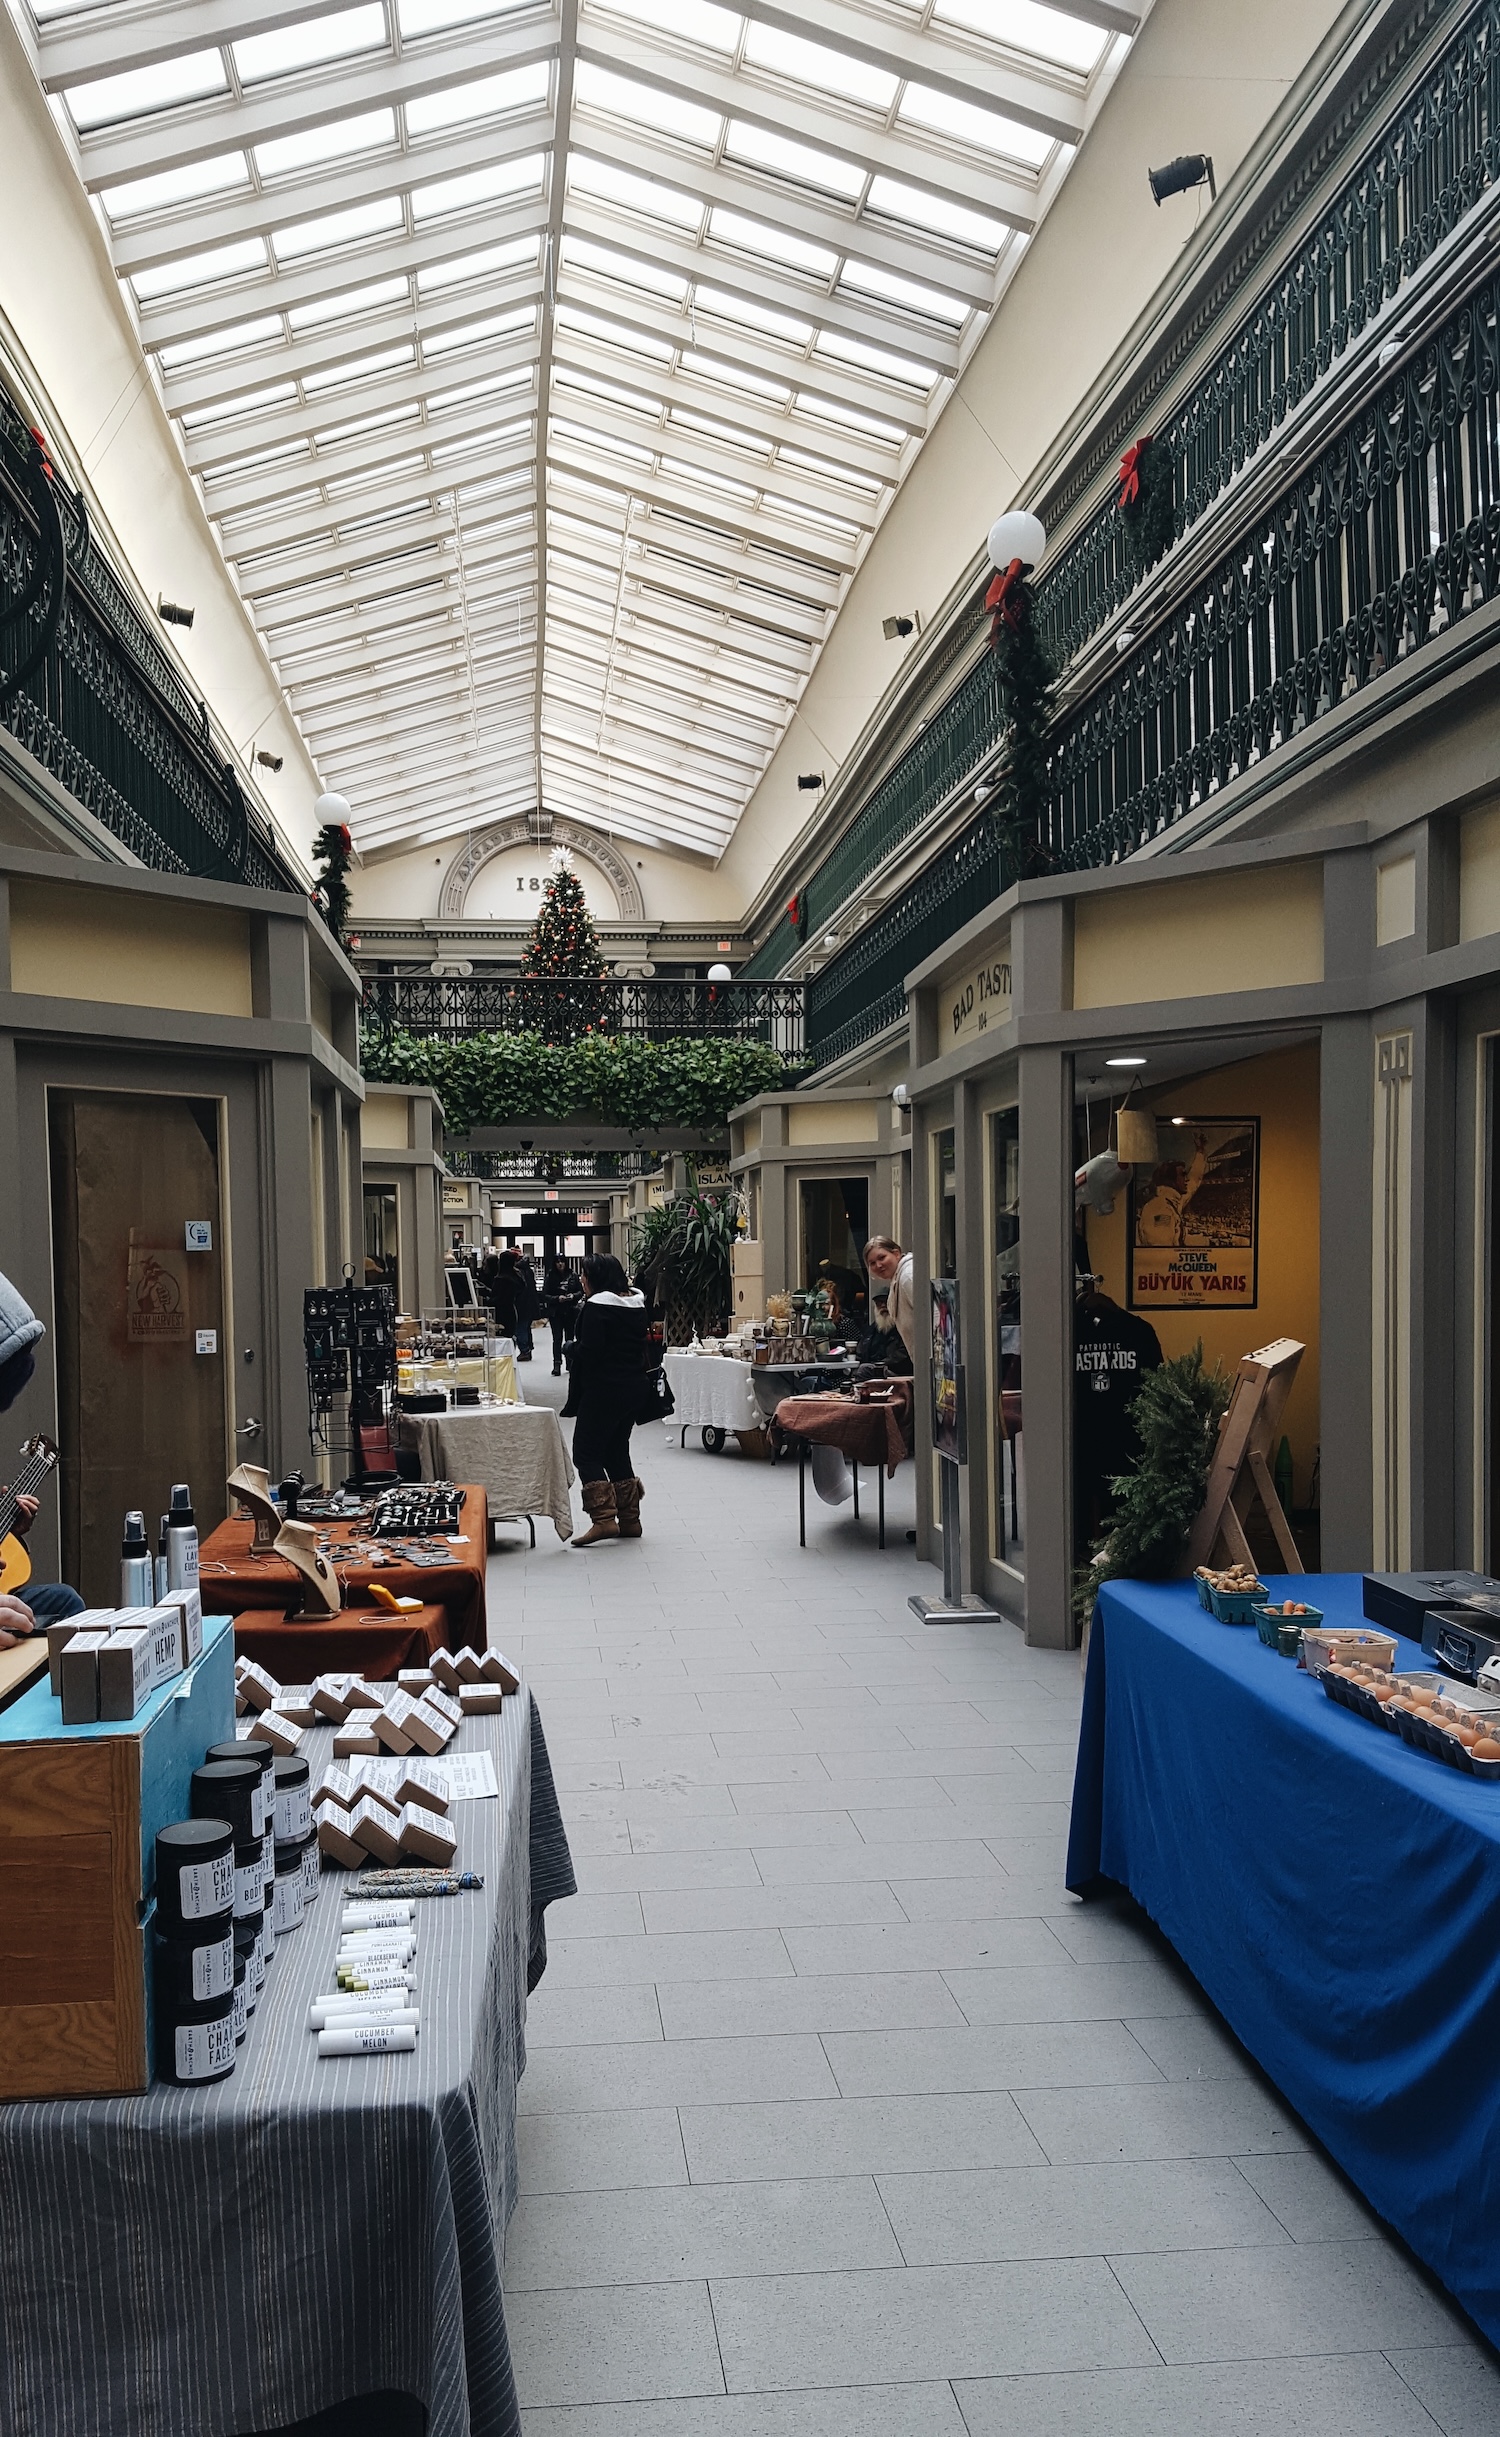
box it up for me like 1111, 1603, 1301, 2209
0, 1437, 61, 1595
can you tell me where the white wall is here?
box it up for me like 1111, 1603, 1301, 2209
352, 832, 733, 926
709, 0, 1353, 916
0, 4, 322, 870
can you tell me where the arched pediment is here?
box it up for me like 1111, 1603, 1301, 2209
440, 819, 645, 922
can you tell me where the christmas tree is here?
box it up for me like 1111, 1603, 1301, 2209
522, 847, 606, 978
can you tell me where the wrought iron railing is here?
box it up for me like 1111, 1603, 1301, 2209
361, 971, 805, 1057
763, 0, 1500, 998
446, 1148, 658, 1181
807, 818, 1006, 1069
0, 386, 297, 891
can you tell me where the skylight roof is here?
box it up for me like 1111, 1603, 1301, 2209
30, 0, 1143, 859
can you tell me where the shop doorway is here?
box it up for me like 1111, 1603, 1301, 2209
991, 1108, 1024, 1574
48, 1089, 228, 1604
363, 1185, 399, 1287
799, 1177, 870, 1328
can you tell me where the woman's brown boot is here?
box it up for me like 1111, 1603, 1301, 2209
573, 1479, 619, 1545
615, 1478, 644, 1538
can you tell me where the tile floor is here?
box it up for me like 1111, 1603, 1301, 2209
495, 1378, 1499, 2433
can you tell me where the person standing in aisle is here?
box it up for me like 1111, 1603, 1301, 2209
864, 1236, 916, 1361
562, 1254, 648, 1544
543, 1257, 582, 1377
512, 1254, 539, 1364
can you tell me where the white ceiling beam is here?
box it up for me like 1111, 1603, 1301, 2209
546, 435, 855, 572
264, 552, 535, 648
137, 197, 546, 345
304, 670, 536, 749
219, 437, 537, 553
571, 123, 1003, 301
576, 20, 1066, 213
186, 361, 533, 470
41, 0, 557, 84
200, 382, 535, 506
544, 391, 881, 533
350, 781, 549, 849
731, 0, 1097, 134
560, 198, 960, 375
547, 587, 809, 693
321, 693, 536, 772
156, 276, 542, 411
338, 736, 539, 814
552, 497, 840, 608
620, 554, 827, 648
545, 609, 797, 715
295, 648, 533, 722
544, 679, 766, 777
539, 727, 742, 823
241, 512, 534, 610
276, 590, 537, 684
546, 647, 782, 746
550, 329, 898, 484
79, 22, 557, 185
169, 317, 537, 431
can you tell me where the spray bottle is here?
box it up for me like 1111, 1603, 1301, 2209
120, 1511, 154, 1607
166, 1484, 199, 1593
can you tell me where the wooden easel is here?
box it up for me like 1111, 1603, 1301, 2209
1182, 1337, 1305, 1577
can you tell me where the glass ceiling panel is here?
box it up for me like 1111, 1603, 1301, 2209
27, 0, 1141, 857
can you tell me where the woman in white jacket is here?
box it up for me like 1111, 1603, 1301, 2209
864, 1236, 916, 1362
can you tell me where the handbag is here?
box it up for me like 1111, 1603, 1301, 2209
636, 1362, 675, 1423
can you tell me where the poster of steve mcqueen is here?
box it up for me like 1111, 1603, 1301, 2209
1128, 1117, 1259, 1310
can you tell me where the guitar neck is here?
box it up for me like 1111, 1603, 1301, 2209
0, 1450, 55, 1544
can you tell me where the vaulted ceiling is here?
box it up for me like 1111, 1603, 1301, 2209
25, 0, 1142, 860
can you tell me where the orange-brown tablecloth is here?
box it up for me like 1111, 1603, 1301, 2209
200, 1485, 488, 1652
772, 1391, 912, 1476
232, 1603, 453, 1683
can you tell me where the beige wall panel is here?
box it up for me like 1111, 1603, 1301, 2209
10, 880, 252, 1016
739, 1113, 762, 1155
309, 966, 335, 1045
1072, 865, 1324, 1009
1459, 799, 1500, 942
786, 1103, 879, 1146
361, 1094, 413, 1151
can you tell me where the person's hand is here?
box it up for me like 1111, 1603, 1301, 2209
0, 1591, 37, 1648
11, 1493, 37, 1539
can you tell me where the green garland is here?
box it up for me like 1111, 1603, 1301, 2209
1072, 1343, 1231, 1632
990, 585, 1058, 879
311, 821, 353, 948
361, 1027, 806, 1135
1118, 433, 1175, 577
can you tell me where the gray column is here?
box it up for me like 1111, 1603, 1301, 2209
1319, 1015, 1375, 1571
910, 1096, 935, 1562
261, 1058, 317, 1481
953, 1076, 991, 1596
1018, 1042, 1075, 1648
1411, 995, 1458, 1566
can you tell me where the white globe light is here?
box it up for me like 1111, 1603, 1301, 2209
986, 510, 1046, 572
707, 963, 732, 981
314, 791, 351, 825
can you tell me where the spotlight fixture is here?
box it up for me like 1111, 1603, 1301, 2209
797, 772, 824, 790
255, 749, 283, 772
1148, 154, 1215, 207
882, 614, 917, 640
157, 597, 195, 629
1105, 1055, 1147, 1068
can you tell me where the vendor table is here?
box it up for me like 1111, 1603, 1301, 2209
201, 1486, 490, 1650
1067, 1571, 1500, 2352
773, 1387, 912, 1550
662, 1350, 763, 1451
233, 1601, 451, 1682
393, 1407, 574, 1544
0, 1691, 575, 2437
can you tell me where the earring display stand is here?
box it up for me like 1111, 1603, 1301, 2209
274, 1519, 343, 1619
227, 1463, 281, 1553
1183, 1337, 1306, 1577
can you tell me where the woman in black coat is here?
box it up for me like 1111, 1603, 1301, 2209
543, 1257, 583, 1377
561, 1252, 648, 1543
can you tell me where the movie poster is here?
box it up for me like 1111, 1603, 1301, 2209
1128, 1118, 1259, 1310
929, 1277, 962, 1459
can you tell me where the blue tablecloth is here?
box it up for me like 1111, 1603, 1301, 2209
1067, 1572, 1500, 2349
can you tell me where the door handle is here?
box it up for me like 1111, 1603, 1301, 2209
237, 1416, 263, 1439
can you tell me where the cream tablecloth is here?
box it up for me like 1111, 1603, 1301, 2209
395, 1403, 575, 1540
662, 1350, 763, 1434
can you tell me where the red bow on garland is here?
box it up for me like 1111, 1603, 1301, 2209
1117, 438, 1152, 508
986, 557, 1025, 640
28, 426, 54, 483
786, 892, 803, 928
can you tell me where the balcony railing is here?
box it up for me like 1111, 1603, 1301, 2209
0, 389, 297, 892
361, 971, 805, 1058
760, 0, 1500, 999
446, 1149, 659, 1182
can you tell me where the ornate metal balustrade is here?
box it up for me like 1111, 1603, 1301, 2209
807, 818, 1005, 1070
756, 0, 1500, 998
446, 1148, 657, 1182
0, 388, 297, 890
361, 971, 805, 1057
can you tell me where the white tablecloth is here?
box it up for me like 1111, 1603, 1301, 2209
663, 1351, 762, 1433
394, 1403, 576, 1540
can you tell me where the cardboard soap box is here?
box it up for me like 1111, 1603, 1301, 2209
0, 1613, 235, 2100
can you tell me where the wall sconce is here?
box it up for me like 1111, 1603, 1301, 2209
158, 597, 195, 629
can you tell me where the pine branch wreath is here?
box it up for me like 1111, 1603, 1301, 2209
1073, 1342, 1231, 1631
1117, 433, 1176, 578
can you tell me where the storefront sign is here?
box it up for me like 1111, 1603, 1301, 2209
942, 939, 1012, 1047
1128, 1117, 1260, 1310
126, 1242, 187, 1342
441, 1183, 470, 1210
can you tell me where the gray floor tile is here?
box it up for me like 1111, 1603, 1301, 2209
1015, 2079, 1310, 2164
752, 1839, 1007, 1884
952, 2353, 1454, 2436
508, 2281, 725, 2408
519, 2035, 840, 2115
1112, 2239, 1467, 2361
1043, 1906, 1172, 1963
641, 1882, 907, 1935
505, 2175, 901, 2288
524, 1983, 663, 2048
878, 2157, 1289, 2264
1232, 2152, 1384, 2244
1124, 2013, 1255, 2081
823, 2019, 1166, 2098
518, 2108, 688, 2195
519, 2380, 971, 2435
629, 1811, 868, 1853
679, 2091, 1047, 2182
658, 1971, 966, 2041
847, 1803, 1071, 1844
575, 1850, 764, 1895
545, 1893, 646, 1939
780, 1919, 1068, 1975
1384, 2345, 1500, 2434
943, 1962, 1208, 2024
727, 1775, 954, 1814
544, 1930, 794, 1988
710, 2257, 1159, 2388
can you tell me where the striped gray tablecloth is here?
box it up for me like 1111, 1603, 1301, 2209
0, 1693, 575, 2437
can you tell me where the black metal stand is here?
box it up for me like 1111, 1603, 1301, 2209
852, 1462, 859, 1520
798, 1440, 807, 1547
909, 1453, 1001, 1623
878, 1462, 885, 1551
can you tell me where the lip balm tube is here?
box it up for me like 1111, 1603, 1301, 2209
317, 2023, 418, 2057
341, 1902, 415, 1927
334, 1976, 411, 2000
308, 2000, 421, 2031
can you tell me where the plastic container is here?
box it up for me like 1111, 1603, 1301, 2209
1302, 1623, 1395, 1676
1252, 1601, 1323, 1648
232, 1840, 265, 1923
153, 1920, 235, 2008
1207, 1583, 1266, 1625
1277, 1619, 1304, 1657
232, 1955, 248, 2046
273, 1840, 306, 1935
155, 1987, 235, 2086
191, 1759, 261, 1848
154, 1819, 234, 1938
272, 1754, 312, 1845
234, 1917, 259, 2013
205, 1739, 274, 1840
300, 1838, 321, 1904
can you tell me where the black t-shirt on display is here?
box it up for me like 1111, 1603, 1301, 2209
1074, 1297, 1163, 1492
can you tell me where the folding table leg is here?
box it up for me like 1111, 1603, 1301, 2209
878, 1464, 885, 1550
852, 1462, 860, 1520
799, 1442, 807, 1547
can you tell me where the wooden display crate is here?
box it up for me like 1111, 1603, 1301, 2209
0, 1614, 235, 2100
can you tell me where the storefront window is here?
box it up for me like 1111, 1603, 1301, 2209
799, 1177, 870, 1329
992, 1109, 1023, 1574
363, 1185, 399, 1287
936, 1132, 957, 1280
